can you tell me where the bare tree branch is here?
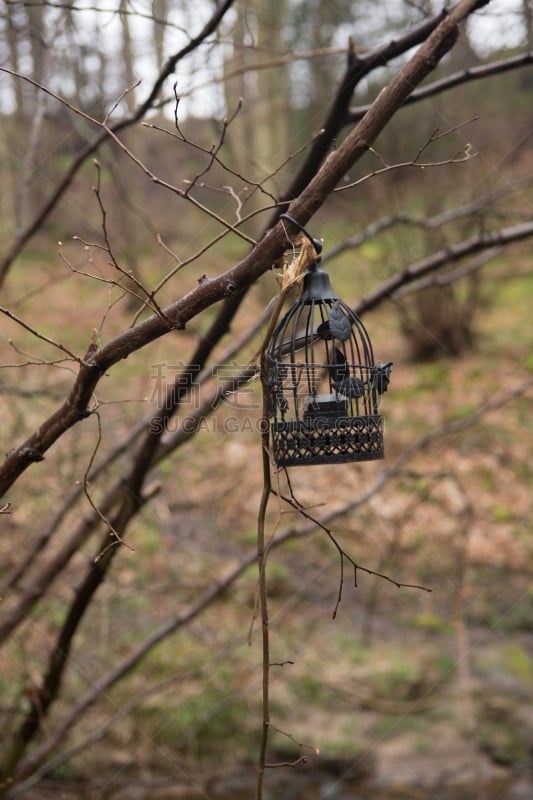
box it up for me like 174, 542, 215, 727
2, 0, 531, 792
0, 0, 237, 287
0, 0, 495, 499
354, 220, 533, 316
348, 51, 533, 123
392, 247, 503, 298
323, 175, 533, 262
1, 205, 525, 652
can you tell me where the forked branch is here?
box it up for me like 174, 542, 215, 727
0, 0, 493, 499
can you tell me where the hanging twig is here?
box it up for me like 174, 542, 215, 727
254, 229, 317, 800
255, 404, 272, 800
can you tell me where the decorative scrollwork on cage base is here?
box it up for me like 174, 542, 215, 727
271, 415, 384, 467
264, 215, 392, 469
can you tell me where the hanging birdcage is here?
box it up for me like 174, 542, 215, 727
264, 216, 392, 468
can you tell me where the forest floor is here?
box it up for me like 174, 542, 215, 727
1, 247, 533, 800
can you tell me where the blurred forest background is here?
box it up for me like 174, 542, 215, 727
1, 0, 533, 798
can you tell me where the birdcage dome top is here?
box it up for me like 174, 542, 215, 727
300, 259, 338, 303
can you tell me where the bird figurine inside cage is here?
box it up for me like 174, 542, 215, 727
264, 215, 392, 468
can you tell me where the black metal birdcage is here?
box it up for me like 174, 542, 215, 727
264, 216, 392, 468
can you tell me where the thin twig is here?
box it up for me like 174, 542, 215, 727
336, 138, 476, 193
277, 488, 431, 620
83, 412, 135, 558
266, 721, 320, 767
90, 161, 174, 327
0, 306, 81, 363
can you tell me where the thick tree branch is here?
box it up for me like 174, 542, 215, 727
347, 52, 533, 123
283, 0, 487, 225
0, 0, 492, 499
0, 335, 261, 646
140, 0, 523, 440
160, 2, 503, 484
354, 220, 533, 316
9, 207, 530, 776
3, 209, 528, 653
275, 5, 451, 206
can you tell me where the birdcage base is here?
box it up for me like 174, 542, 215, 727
271, 415, 384, 467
